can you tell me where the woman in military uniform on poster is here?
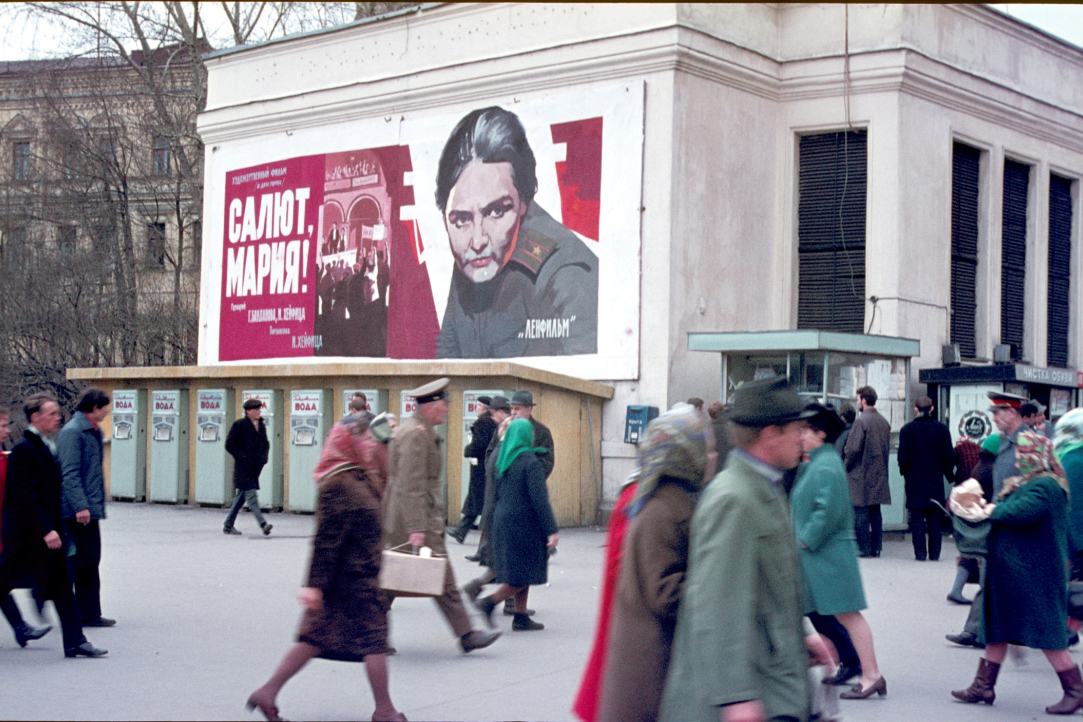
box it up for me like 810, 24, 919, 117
473, 418, 558, 631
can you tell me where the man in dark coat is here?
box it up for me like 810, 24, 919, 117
898, 396, 955, 561
0, 393, 106, 658
54, 387, 115, 626
844, 386, 892, 557
509, 390, 554, 478
223, 398, 273, 536
448, 396, 508, 544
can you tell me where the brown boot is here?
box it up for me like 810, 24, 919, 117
951, 657, 1000, 705
1046, 665, 1083, 714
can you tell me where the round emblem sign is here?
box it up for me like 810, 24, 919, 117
959, 410, 991, 441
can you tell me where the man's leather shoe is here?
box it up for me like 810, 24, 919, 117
262, 524, 273, 536
224, 527, 242, 535
459, 628, 501, 653
83, 617, 116, 628
946, 631, 985, 648
947, 592, 972, 605
446, 526, 467, 544
465, 553, 481, 562
13, 622, 51, 647
822, 663, 861, 685
65, 641, 108, 658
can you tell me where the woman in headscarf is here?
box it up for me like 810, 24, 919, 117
1054, 408, 1083, 581
791, 403, 885, 700
952, 431, 1082, 714
246, 412, 405, 722
597, 404, 714, 722
474, 417, 558, 631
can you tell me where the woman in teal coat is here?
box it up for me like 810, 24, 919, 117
791, 403, 885, 699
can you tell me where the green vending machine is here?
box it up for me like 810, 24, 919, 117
241, 390, 284, 510
194, 388, 235, 505
109, 389, 146, 501
288, 389, 331, 512
149, 390, 189, 503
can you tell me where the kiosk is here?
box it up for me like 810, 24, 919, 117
194, 389, 235, 505
241, 390, 284, 510
288, 389, 331, 512
110, 389, 146, 500
689, 330, 920, 529
149, 390, 189, 503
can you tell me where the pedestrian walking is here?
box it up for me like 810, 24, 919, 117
383, 378, 500, 654
598, 405, 714, 722
474, 418, 559, 632
793, 403, 885, 700
223, 399, 273, 536
951, 431, 1083, 715
447, 395, 507, 544
246, 412, 405, 722
898, 396, 955, 561
843, 386, 892, 557
1054, 408, 1083, 581
946, 434, 998, 607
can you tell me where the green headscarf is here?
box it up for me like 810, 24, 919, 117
496, 418, 547, 476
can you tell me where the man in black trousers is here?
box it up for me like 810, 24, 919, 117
0, 393, 106, 658
223, 399, 273, 536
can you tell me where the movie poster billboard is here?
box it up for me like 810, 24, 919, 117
205, 83, 642, 380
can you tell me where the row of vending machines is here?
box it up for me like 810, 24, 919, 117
109, 387, 509, 514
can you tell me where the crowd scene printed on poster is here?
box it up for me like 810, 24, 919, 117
216, 84, 642, 377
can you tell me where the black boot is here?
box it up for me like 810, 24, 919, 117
951, 658, 999, 705
473, 596, 497, 628
512, 612, 544, 631
13, 622, 51, 648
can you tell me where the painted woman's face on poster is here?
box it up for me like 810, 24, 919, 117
209, 83, 643, 381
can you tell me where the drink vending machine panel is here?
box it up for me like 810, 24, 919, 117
110, 389, 146, 500
149, 390, 189, 503
342, 389, 388, 417
288, 389, 331, 512
461, 390, 507, 510
241, 390, 284, 510
400, 390, 448, 511
194, 389, 235, 505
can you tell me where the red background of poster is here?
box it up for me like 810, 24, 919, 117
219, 156, 323, 361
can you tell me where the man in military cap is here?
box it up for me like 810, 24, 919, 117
659, 376, 833, 722
383, 378, 501, 653
947, 390, 1032, 649
434, 106, 599, 359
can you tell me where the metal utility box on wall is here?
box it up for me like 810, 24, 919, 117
461, 390, 507, 509
242, 390, 284, 510
110, 389, 147, 500
342, 389, 388, 416
194, 389, 235, 505
149, 390, 189, 503
288, 389, 331, 512
624, 405, 659, 444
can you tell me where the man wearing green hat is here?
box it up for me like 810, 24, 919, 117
659, 376, 833, 722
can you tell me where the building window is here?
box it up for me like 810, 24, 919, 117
58, 226, 76, 254
152, 136, 170, 176
1048, 174, 1073, 368
13, 142, 30, 181
189, 220, 202, 269
2, 226, 27, 266
1001, 159, 1030, 361
147, 222, 166, 267
797, 129, 867, 334
951, 143, 981, 359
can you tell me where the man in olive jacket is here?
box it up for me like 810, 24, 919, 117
659, 377, 832, 722
382, 378, 500, 654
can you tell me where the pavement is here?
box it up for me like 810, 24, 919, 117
0, 502, 1079, 721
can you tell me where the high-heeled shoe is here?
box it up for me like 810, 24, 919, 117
839, 676, 886, 699
371, 712, 407, 721
246, 692, 283, 721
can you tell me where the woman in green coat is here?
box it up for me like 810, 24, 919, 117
791, 403, 885, 699
952, 431, 1083, 714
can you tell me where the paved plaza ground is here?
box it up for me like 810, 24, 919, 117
0, 501, 1079, 721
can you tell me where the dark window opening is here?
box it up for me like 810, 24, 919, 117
58, 226, 76, 254
1001, 160, 1030, 360
152, 136, 170, 176
13, 142, 30, 181
147, 222, 166, 268
1048, 174, 1073, 368
951, 143, 981, 359
797, 129, 867, 334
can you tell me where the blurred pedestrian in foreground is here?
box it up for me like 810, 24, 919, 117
474, 418, 559, 631
246, 412, 405, 722
659, 376, 834, 722
951, 431, 1082, 714
792, 403, 885, 700
599, 404, 714, 721
1054, 408, 1083, 582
